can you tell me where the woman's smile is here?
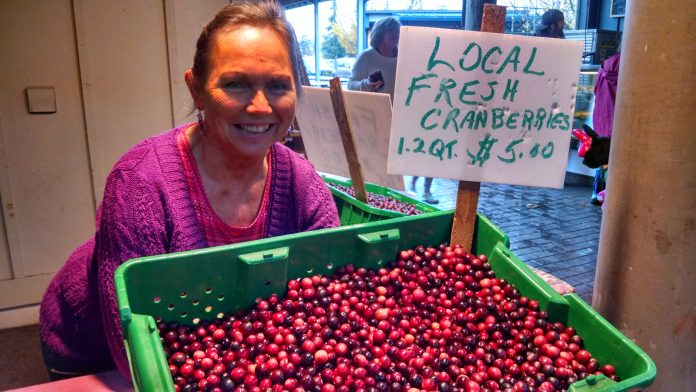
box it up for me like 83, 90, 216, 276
235, 123, 275, 135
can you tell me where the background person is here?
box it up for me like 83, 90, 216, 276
534, 9, 566, 39
348, 17, 438, 204
39, 0, 339, 381
411, 176, 438, 204
590, 51, 621, 204
347, 17, 400, 101
593, 51, 621, 138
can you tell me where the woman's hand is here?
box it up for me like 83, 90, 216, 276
368, 80, 384, 92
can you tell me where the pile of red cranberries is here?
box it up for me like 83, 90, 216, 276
159, 244, 618, 392
329, 184, 423, 215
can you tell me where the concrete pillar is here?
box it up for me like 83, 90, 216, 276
592, 1, 696, 390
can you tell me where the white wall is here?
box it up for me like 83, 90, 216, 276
0, 0, 96, 322
0, 0, 227, 328
165, 1, 229, 126
74, 0, 175, 201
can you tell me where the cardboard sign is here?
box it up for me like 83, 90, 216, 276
387, 27, 583, 188
296, 87, 405, 190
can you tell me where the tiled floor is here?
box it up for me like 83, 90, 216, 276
406, 173, 602, 303
0, 324, 49, 390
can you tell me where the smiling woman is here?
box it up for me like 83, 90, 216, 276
38, 0, 339, 382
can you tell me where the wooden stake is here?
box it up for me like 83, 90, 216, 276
450, 180, 482, 252
481, 3, 507, 34
450, 4, 507, 252
328, 77, 368, 203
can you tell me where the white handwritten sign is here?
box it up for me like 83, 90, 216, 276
387, 27, 583, 188
296, 87, 405, 190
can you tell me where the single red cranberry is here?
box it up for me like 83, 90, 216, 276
601, 364, 616, 376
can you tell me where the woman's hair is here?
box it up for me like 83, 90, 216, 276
535, 9, 565, 39
369, 17, 401, 50
191, 0, 303, 95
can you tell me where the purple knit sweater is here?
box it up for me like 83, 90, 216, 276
39, 126, 339, 379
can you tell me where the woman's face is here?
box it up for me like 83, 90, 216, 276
383, 28, 400, 49
192, 25, 296, 159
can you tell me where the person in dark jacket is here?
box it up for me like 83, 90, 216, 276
534, 9, 566, 39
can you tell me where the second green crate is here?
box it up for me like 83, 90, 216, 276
323, 175, 442, 225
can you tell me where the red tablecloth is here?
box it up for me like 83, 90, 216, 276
9, 371, 131, 392
529, 265, 576, 295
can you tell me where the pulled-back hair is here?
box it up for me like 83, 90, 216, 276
369, 17, 401, 51
191, 0, 303, 95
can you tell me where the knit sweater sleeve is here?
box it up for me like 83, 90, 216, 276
347, 50, 372, 92
301, 166, 340, 232
266, 144, 339, 237
95, 159, 169, 379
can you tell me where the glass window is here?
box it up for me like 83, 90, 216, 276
286, 0, 579, 86
499, 0, 578, 34
364, 0, 462, 50
285, 5, 318, 84
366, 1, 461, 11
318, 0, 358, 87
365, 0, 577, 36
286, 1, 357, 87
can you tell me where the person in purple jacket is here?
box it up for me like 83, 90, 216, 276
39, 0, 339, 381
589, 51, 621, 204
593, 51, 621, 139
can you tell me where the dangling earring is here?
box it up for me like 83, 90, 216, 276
197, 110, 205, 135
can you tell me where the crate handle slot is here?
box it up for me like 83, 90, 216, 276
358, 229, 400, 244
120, 307, 132, 323
238, 247, 290, 264
234, 247, 291, 311
356, 229, 401, 269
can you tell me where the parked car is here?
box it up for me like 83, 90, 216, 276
302, 55, 355, 87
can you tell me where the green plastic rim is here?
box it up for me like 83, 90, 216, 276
115, 211, 655, 392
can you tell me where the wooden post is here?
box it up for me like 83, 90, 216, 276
450, 4, 506, 252
450, 180, 482, 252
481, 3, 506, 33
328, 77, 368, 203
464, 0, 498, 31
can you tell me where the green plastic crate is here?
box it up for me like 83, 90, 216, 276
115, 211, 655, 392
323, 176, 443, 225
